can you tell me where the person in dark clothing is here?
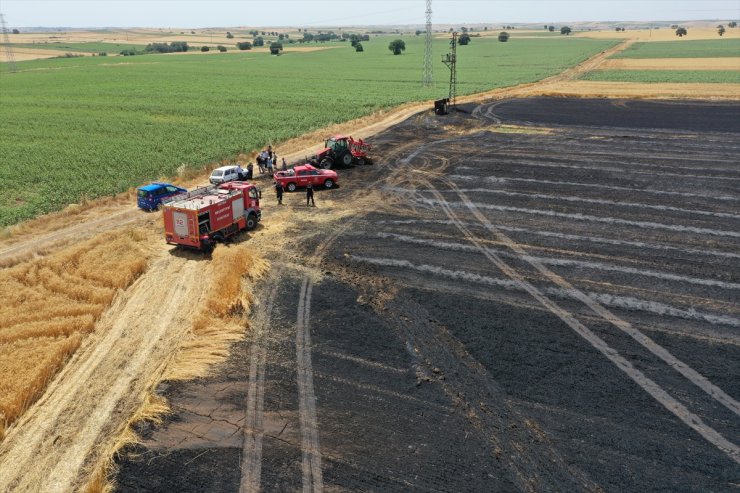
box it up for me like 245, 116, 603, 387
306, 183, 315, 206
246, 163, 254, 180
275, 181, 284, 205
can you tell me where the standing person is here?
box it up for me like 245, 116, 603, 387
281, 157, 287, 171
275, 180, 284, 205
236, 163, 244, 180
266, 156, 274, 175
267, 145, 274, 163
258, 150, 268, 174
246, 163, 254, 180
306, 183, 315, 207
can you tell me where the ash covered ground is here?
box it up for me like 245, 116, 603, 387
117, 98, 740, 492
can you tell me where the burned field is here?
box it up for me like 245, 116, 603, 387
117, 98, 740, 492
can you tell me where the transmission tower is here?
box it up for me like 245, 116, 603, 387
442, 31, 457, 106
422, 0, 433, 87
0, 13, 18, 73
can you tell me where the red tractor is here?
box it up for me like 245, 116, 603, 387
311, 135, 372, 169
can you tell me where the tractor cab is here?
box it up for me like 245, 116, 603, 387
325, 135, 349, 153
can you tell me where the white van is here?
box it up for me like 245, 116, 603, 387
209, 166, 239, 185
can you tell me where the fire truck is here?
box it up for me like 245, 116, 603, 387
162, 182, 261, 252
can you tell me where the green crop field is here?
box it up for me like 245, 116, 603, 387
2, 42, 146, 53
0, 35, 616, 226
580, 69, 740, 83
612, 39, 740, 58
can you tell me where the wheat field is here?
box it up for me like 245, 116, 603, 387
0, 228, 154, 438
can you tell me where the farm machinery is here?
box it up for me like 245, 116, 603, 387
161, 182, 261, 253
310, 135, 372, 169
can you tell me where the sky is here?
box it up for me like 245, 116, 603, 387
1, 0, 738, 28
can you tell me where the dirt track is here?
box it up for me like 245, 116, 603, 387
116, 98, 740, 491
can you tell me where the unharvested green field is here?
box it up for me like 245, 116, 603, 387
2, 42, 145, 53
0, 35, 615, 226
580, 69, 740, 83
612, 39, 740, 58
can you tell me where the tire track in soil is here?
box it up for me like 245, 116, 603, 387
0, 252, 203, 492
413, 171, 740, 464
242, 140, 423, 492
240, 267, 283, 493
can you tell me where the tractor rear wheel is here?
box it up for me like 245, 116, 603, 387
340, 152, 353, 167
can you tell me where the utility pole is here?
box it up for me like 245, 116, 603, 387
442, 31, 457, 107
0, 13, 18, 73
422, 0, 433, 87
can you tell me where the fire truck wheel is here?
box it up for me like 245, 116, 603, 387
324, 179, 334, 189
287, 182, 297, 192
246, 213, 258, 231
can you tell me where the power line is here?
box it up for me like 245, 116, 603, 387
422, 0, 433, 88
0, 13, 18, 74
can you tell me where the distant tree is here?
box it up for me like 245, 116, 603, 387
355, 42, 364, 52
98, 52, 107, 56
278, 33, 284, 40
388, 39, 406, 55
201, 46, 209, 52
11, 28, 19, 34
253, 36, 264, 46
302, 32, 314, 43
670, 24, 679, 29
217, 45, 227, 52
718, 25, 726, 36
449, 27, 454, 32
298, 28, 302, 32
498, 31, 509, 42
676, 27, 687, 37
415, 30, 422, 36
236, 41, 252, 50
226, 32, 234, 39
560, 26, 572, 35
544, 25, 548, 30
729, 21, 737, 28
191, 31, 196, 34
461, 26, 468, 32
459, 33, 471, 45
261, 31, 265, 35
548, 25, 555, 32
270, 42, 283, 55
484, 26, 488, 31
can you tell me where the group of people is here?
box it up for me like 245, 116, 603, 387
233, 144, 290, 182
256, 145, 288, 175
231, 144, 316, 207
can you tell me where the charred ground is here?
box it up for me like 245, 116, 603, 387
116, 98, 740, 492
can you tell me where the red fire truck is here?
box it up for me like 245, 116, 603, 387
162, 182, 261, 252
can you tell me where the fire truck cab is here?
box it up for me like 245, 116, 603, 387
162, 182, 261, 252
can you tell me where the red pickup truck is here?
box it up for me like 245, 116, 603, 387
273, 164, 338, 192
